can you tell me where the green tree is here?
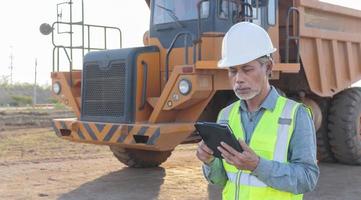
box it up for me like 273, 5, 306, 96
11, 95, 32, 106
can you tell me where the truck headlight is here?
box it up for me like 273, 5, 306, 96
53, 82, 61, 95
178, 79, 192, 95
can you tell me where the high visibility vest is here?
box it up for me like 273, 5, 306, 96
217, 96, 303, 200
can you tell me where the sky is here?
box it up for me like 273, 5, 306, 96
0, 0, 149, 85
0, 0, 360, 86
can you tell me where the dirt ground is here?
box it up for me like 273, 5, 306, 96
1, 127, 361, 200
0, 107, 74, 131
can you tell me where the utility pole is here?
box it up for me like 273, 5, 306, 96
9, 46, 14, 85
33, 58, 37, 106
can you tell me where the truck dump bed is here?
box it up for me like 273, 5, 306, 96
296, 0, 361, 97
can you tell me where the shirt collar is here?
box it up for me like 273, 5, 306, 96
239, 86, 279, 112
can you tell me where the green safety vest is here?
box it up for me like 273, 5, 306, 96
217, 96, 303, 200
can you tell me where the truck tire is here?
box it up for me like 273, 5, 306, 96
328, 87, 361, 164
317, 122, 335, 162
109, 146, 172, 168
315, 99, 335, 162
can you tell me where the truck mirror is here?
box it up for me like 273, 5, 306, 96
39, 23, 54, 35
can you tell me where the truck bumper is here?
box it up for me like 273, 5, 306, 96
51, 118, 196, 151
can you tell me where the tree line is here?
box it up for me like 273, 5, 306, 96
0, 77, 53, 107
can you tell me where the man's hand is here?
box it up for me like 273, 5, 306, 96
217, 140, 260, 171
196, 140, 215, 164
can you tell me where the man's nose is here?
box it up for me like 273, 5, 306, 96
234, 71, 246, 83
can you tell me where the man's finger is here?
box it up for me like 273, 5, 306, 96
217, 146, 234, 159
197, 145, 214, 164
238, 139, 253, 152
201, 142, 214, 155
222, 154, 234, 165
199, 140, 213, 155
220, 141, 241, 156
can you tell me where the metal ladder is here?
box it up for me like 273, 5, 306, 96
285, 7, 300, 63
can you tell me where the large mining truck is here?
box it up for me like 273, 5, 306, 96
41, 0, 361, 167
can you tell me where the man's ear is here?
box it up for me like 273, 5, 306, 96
266, 61, 273, 76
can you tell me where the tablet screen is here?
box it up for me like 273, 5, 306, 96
195, 122, 243, 158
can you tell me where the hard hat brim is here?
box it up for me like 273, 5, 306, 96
218, 48, 277, 68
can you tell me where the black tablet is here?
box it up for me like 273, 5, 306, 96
194, 122, 243, 158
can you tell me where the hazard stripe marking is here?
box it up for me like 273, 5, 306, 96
55, 122, 163, 145
89, 123, 100, 137
128, 126, 133, 133
104, 125, 119, 142
77, 129, 86, 140
78, 124, 90, 140
117, 126, 131, 143
123, 126, 139, 143
95, 124, 106, 132
97, 124, 112, 141
83, 123, 98, 140
148, 128, 160, 145
131, 126, 149, 144
137, 127, 148, 136
130, 126, 148, 144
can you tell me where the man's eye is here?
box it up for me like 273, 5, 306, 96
243, 68, 253, 72
229, 70, 237, 75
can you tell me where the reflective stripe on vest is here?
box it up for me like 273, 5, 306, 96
218, 103, 234, 124
274, 99, 298, 162
226, 172, 267, 187
218, 96, 303, 200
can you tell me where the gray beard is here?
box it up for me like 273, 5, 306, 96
233, 87, 260, 100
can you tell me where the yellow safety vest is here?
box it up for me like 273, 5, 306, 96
217, 96, 303, 200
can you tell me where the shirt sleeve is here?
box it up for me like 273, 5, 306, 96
201, 107, 229, 187
202, 158, 228, 187
251, 105, 320, 194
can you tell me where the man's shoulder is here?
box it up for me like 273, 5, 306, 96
221, 100, 239, 111
277, 96, 312, 117
217, 100, 240, 122
279, 96, 305, 109
219, 100, 241, 115
296, 104, 312, 119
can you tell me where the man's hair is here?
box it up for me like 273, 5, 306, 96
256, 55, 273, 77
256, 55, 273, 66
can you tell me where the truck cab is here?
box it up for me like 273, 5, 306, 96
149, 0, 277, 51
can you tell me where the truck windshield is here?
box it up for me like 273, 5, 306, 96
153, 0, 209, 25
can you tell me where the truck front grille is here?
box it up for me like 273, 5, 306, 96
82, 62, 127, 121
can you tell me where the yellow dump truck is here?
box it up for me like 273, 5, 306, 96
41, 0, 361, 166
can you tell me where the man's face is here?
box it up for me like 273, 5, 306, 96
228, 59, 269, 100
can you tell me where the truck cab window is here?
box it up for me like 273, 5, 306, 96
267, 0, 276, 25
153, 0, 209, 25
218, 0, 239, 20
244, 0, 265, 26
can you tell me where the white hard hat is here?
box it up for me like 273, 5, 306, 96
218, 22, 277, 68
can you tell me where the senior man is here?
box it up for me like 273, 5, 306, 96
196, 22, 319, 200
